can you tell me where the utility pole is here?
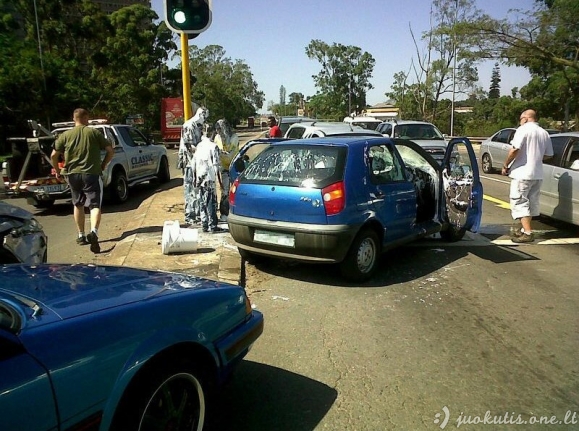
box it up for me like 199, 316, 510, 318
450, 0, 458, 137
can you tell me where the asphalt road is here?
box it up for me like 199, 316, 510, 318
206, 172, 579, 431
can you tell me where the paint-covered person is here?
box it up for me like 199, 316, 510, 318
191, 124, 225, 233
214, 119, 239, 196
178, 107, 208, 226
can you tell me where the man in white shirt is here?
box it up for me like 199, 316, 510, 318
502, 109, 554, 243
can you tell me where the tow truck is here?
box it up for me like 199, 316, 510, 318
2, 120, 170, 207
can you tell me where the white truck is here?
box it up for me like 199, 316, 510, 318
2, 120, 170, 207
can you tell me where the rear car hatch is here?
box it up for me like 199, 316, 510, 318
233, 183, 328, 224
232, 142, 348, 224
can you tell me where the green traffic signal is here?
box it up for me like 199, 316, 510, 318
164, 0, 212, 34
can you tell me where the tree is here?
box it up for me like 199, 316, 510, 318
458, 0, 579, 127
93, 5, 175, 128
305, 39, 375, 119
187, 45, 264, 125
386, 0, 481, 126
489, 62, 501, 99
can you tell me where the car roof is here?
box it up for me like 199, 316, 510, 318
286, 122, 382, 136
379, 120, 437, 126
279, 116, 316, 123
548, 131, 579, 137
271, 136, 386, 146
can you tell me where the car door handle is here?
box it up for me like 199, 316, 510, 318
553, 173, 562, 179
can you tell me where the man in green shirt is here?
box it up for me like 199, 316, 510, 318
51, 108, 114, 253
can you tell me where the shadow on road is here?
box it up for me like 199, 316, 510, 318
205, 360, 337, 431
247, 241, 540, 289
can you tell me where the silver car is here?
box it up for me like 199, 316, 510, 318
478, 128, 516, 173
541, 132, 579, 225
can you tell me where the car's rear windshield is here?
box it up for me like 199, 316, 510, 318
240, 144, 346, 187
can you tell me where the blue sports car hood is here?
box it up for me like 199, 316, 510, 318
0, 264, 224, 327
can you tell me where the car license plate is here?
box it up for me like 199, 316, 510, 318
254, 230, 295, 247
33, 184, 67, 193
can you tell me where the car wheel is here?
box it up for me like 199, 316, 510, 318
440, 225, 466, 242
32, 199, 54, 209
109, 170, 129, 203
481, 153, 494, 174
157, 156, 171, 183
111, 361, 206, 431
341, 229, 380, 282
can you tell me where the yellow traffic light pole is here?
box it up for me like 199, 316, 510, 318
181, 32, 192, 120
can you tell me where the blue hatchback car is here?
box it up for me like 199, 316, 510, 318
228, 136, 483, 281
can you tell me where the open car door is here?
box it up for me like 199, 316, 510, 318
440, 137, 483, 237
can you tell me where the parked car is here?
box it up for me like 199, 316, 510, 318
227, 136, 482, 281
478, 128, 516, 173
278, 116, 317, 136
376, 120, 449, 162
284, 121, 382, 139
343, 116, 382, 130
3, 119, 170, 207
0, 201, 47, 264
0, 263, 264, 431
541, 132, 579, 225
479, 127, 564, 174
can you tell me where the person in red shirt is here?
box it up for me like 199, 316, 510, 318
267, 116, 282, 138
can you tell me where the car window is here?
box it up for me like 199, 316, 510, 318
495, 129, 513, 144
353, 121, 380, 130
117, 127, 148, 147
368, 144, 405, 183
396, 124, 444, 140
547, 136, 569, 166
241, 144, 345, 187
286, 126, 305, 139
563, 138, 579, 169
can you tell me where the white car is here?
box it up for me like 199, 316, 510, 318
541, 132, 579, 225
376, 120, 449, 163
285, 121, 382, 139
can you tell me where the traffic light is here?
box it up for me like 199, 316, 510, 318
164, 0, 212, 34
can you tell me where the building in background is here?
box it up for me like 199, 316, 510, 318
93, 0, 150, 14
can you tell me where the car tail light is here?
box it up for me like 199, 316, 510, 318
229, 178, 239, 207
322, 181, 345, 216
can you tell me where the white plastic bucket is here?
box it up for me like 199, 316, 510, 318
161, 220, 198, 255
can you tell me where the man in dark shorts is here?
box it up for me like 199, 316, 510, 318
51, 108, 114, 253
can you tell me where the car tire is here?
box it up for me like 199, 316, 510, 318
481, 153, 494, 174
110, 360, 207, 431
109, 170, 129, 203
440, 225, 466, 242
32, 199, 54, 209
157, 156, 171, 183
341, 228, 380, 282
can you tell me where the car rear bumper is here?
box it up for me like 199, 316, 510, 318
227, 213, 359, 263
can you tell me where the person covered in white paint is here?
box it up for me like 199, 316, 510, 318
177, 107, 208, 226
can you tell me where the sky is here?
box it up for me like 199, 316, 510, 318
151, 0, 539, 113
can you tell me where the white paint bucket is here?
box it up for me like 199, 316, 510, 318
161, 220, 198, 255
